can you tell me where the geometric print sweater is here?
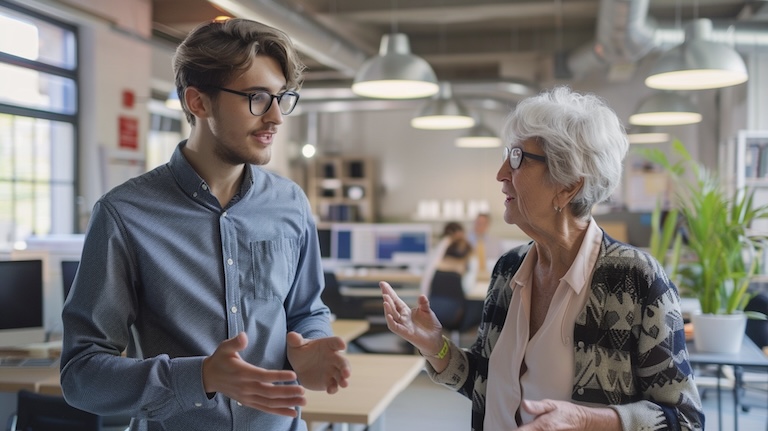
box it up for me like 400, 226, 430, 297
425, 234, 705, 431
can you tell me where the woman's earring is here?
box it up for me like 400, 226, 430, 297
554, 205, 562, 213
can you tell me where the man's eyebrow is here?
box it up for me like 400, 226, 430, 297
240, 85, 289, 93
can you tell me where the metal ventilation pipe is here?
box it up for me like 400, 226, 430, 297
568, 0, 768, 80
208, 0, 369, 77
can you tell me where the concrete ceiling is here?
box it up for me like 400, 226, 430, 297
151, 0, 765, 92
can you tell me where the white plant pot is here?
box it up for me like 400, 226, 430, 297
691, 312, 746, 354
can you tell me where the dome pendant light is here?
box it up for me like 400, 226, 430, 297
629, 92, 702, 126
455, 119, 501, 148
645, 18, 748, 91
352, 33, 439, 99
411, 82, 475, 130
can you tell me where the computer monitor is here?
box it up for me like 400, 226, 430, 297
61, 260, 79, 300
0, 260, 45, 347
330, 223, 432, 268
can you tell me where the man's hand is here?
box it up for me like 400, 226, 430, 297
202, 332, 306, 417
286, 332, 351, 394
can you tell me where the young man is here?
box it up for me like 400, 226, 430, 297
61, 18, 350, 431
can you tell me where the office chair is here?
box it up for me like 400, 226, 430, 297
321, 271, 369, 320
7, 390, 102, 431
61, 260, 80, 300
739, 291, 768, 415
428, 270, 481, 345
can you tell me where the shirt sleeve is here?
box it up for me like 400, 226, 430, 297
60, 201, 212, 419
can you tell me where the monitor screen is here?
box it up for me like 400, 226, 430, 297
0, 260, 45, 347
330, 223, 432, 267
61, 260, 79, 300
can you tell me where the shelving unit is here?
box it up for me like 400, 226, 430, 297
733, 130, 768, 234
307, 156, 377, 222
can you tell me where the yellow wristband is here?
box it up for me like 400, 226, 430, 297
422, 335, 450, 360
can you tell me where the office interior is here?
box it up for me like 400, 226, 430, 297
1, 0, 767, 429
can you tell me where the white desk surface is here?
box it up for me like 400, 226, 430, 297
302, 353, 425, 425
2, 320, 373, 396
6, 354, 426, 428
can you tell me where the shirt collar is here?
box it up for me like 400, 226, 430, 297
509, 218, 603, 295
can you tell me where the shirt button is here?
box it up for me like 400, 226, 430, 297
202, 184, 208, 190
222, 211, 227, 217
194, 402, 202, 407
237, 402, 242, 406
231, 306, 237, 313
227, 258, 233, 265
577, 388, 584, 395
577, 341, 585, 349
192, 192, 198, 197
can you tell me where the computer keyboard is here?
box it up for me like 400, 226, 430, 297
0, 356, 59, 367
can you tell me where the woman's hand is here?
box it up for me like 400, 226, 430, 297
379, 281, 444, 355
517, 399, 621, 431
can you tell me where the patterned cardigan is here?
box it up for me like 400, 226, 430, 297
425, 234, 705, 431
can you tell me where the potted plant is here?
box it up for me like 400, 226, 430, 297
641, 140, 768, 353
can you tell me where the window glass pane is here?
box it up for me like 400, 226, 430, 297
50, 183, 74, 234
0, 114, 11, 180
0, 6, 76, 70
0, 63, 77, 114
12, 117, 35, 181
13, 182, 34, 239
50, 121, 75, 182
34, 182, 51, 235
0, 182, 11, 243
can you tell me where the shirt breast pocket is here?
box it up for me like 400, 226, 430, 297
250, 238, 299, 302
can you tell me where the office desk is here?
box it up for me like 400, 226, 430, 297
12, 354, 426, 431
331, 319, 370, 344
335, 269, 422, 286
2, 320, 373, 396
302, 354, 424, 429
687, 337, 768, 431
339, 271, 489, 302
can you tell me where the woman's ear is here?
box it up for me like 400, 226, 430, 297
555, 178, 584, 209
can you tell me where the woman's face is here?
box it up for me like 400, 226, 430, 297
496, 137, 556, 232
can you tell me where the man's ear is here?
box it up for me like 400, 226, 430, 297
185, 86, 211, 120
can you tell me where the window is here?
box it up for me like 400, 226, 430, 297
0, 1, 78, 247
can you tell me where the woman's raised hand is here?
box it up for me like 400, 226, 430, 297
379, 281, 444, 356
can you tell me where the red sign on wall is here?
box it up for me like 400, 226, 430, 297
118, 116, 138, 150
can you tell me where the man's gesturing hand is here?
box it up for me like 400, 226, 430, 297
202, 332, 306, 417
286, 332, 351, 394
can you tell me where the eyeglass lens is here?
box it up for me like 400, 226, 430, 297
503, 147, 523, 169
250, 91, 299, 116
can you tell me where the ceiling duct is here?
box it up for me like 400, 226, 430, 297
208, 0, 368, 77
567, 0, 768, 80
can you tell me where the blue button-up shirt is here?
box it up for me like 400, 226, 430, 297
61, 141, 331, 431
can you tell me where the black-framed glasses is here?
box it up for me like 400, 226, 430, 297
503, 146, 547, 170
212, 86, 300, 116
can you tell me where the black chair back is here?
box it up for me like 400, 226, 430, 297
429, 270, 467, 330
14, 389, 102, 431
745, 292, 768, 348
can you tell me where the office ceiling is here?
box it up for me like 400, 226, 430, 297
151, 0, 766, 96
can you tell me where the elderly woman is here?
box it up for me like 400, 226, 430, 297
380, 86, 704, 431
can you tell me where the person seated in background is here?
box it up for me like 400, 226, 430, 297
468, 213, 504, 280
381, 86, 703, 430
420, 222, 474, 296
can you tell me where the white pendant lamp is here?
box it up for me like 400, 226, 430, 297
645, 18, 748, 91
411, 82, 475, 130
352, 33, 439, 99
626, 126, 670, 144
629, 92, 702, 126
455, 120, 501, 148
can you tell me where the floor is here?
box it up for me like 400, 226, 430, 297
309, 332, 768, 431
